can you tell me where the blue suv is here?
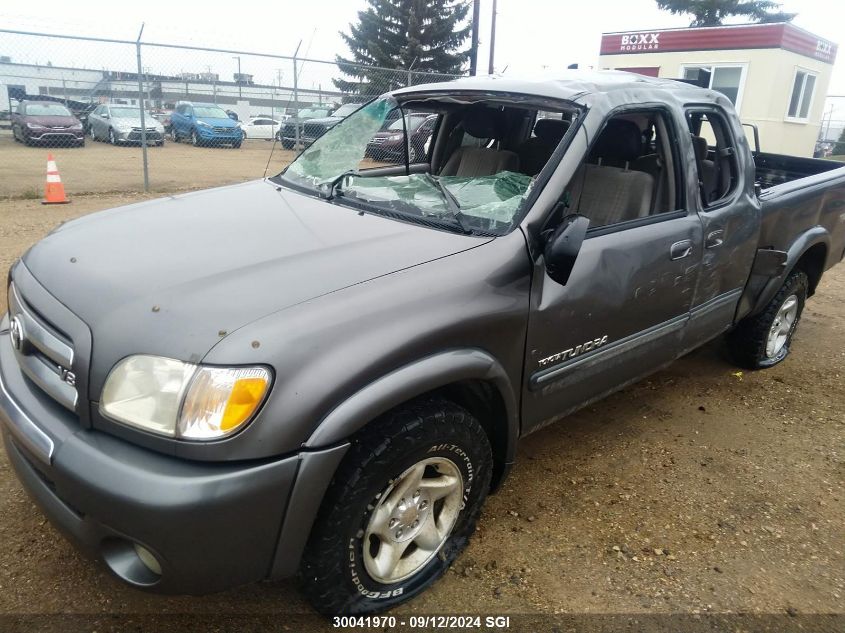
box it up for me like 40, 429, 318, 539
170, 102, 243, 148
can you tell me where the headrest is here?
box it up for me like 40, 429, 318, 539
463, 105, 504, 139
691, 135, 708, 162
533, 118, 569, 144
590, 119, 643, 163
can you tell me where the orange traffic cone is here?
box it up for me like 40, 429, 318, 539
42, 154, 70, 205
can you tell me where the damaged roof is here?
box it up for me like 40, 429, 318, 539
393, 69, 707, 103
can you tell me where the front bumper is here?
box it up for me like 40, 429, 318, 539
25, 129, 84, 143
0, 315, 347, 593
114, 129, 164, 143
196, 127, 242, 143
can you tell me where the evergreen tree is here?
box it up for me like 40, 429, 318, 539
834, 128, 845, 156
335, 0, 470, 96
656, 0, 795, 27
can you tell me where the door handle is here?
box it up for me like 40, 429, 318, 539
670, 239, 693, 260
705, 229, 725, 249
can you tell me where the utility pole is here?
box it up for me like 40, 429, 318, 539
292, 40, 302, 151
469, 0, 480, 76
135, 23, 149, 192
233, 55, 242, 99
488, 0, 497, 75
825, 103, 834, 141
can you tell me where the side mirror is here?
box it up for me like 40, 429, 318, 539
543, 214, 590, 286
102, 113, 110, 119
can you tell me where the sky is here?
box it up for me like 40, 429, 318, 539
2, 0, 844, 117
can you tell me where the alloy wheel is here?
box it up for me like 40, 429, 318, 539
363, 457, 463, 584
766, 294, 798, 358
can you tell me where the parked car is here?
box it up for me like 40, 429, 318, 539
169, 102, 243, 148
88, 104, 165, 146
3, 71, 845, 616
149, 108, 174, 134
366, 113, 437, 163
10, 100, 84, 147
241, 117, 282, 140
278, 103, 360, 149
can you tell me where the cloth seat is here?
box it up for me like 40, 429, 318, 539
440, 106, 520, 177
691, 135, 717, 203
518, 118, 570, 176
569, 119, 655, 226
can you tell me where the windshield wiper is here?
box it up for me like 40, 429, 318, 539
424, 174, 472, 234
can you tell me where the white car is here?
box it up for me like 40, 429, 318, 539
240, 117, 282, 140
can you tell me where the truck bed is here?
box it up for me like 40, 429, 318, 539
755, 152, 843, 189
756, 153, 845, 274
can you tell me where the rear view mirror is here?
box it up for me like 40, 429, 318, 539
543, 214, 590, 285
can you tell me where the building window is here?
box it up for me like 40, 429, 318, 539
681, 65, 746, 110
786, 69, 816, 122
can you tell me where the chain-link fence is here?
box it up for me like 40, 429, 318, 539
0, 28, 464, 197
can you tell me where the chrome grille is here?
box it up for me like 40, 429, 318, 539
8, 283, 77, 412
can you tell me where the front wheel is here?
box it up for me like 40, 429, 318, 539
191, 129, 200, 146
727, 269, 808, 369
301, 398, 492, 615
108, 128, 117, 145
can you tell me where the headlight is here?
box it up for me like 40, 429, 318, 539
100, 355, 271, 440
197, 120, 211, 127
26, 122, 44, 129
388, 134, 403, 142
71, 123, 83, 130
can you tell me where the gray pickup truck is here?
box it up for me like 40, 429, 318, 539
2, 71, 844, 615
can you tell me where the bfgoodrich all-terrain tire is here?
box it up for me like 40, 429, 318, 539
727, 269, 808, 369
301, 397, 493, 615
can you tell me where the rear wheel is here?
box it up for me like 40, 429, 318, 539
727, 269, 808, 369
301, 397, 492, 615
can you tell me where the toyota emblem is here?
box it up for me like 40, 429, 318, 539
9, 316, 24, 352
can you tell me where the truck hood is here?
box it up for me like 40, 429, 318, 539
22, 180, 490, 375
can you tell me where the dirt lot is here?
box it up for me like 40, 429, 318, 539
0, 193, 842, 632
0, 129, 295, 198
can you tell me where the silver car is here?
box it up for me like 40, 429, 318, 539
88, 104, 165, 146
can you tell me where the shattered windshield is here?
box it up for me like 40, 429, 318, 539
280, 95, 536, 234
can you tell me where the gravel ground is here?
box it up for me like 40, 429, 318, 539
0, 194, 842, 632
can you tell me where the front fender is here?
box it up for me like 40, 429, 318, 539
305, 348, 519, 462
